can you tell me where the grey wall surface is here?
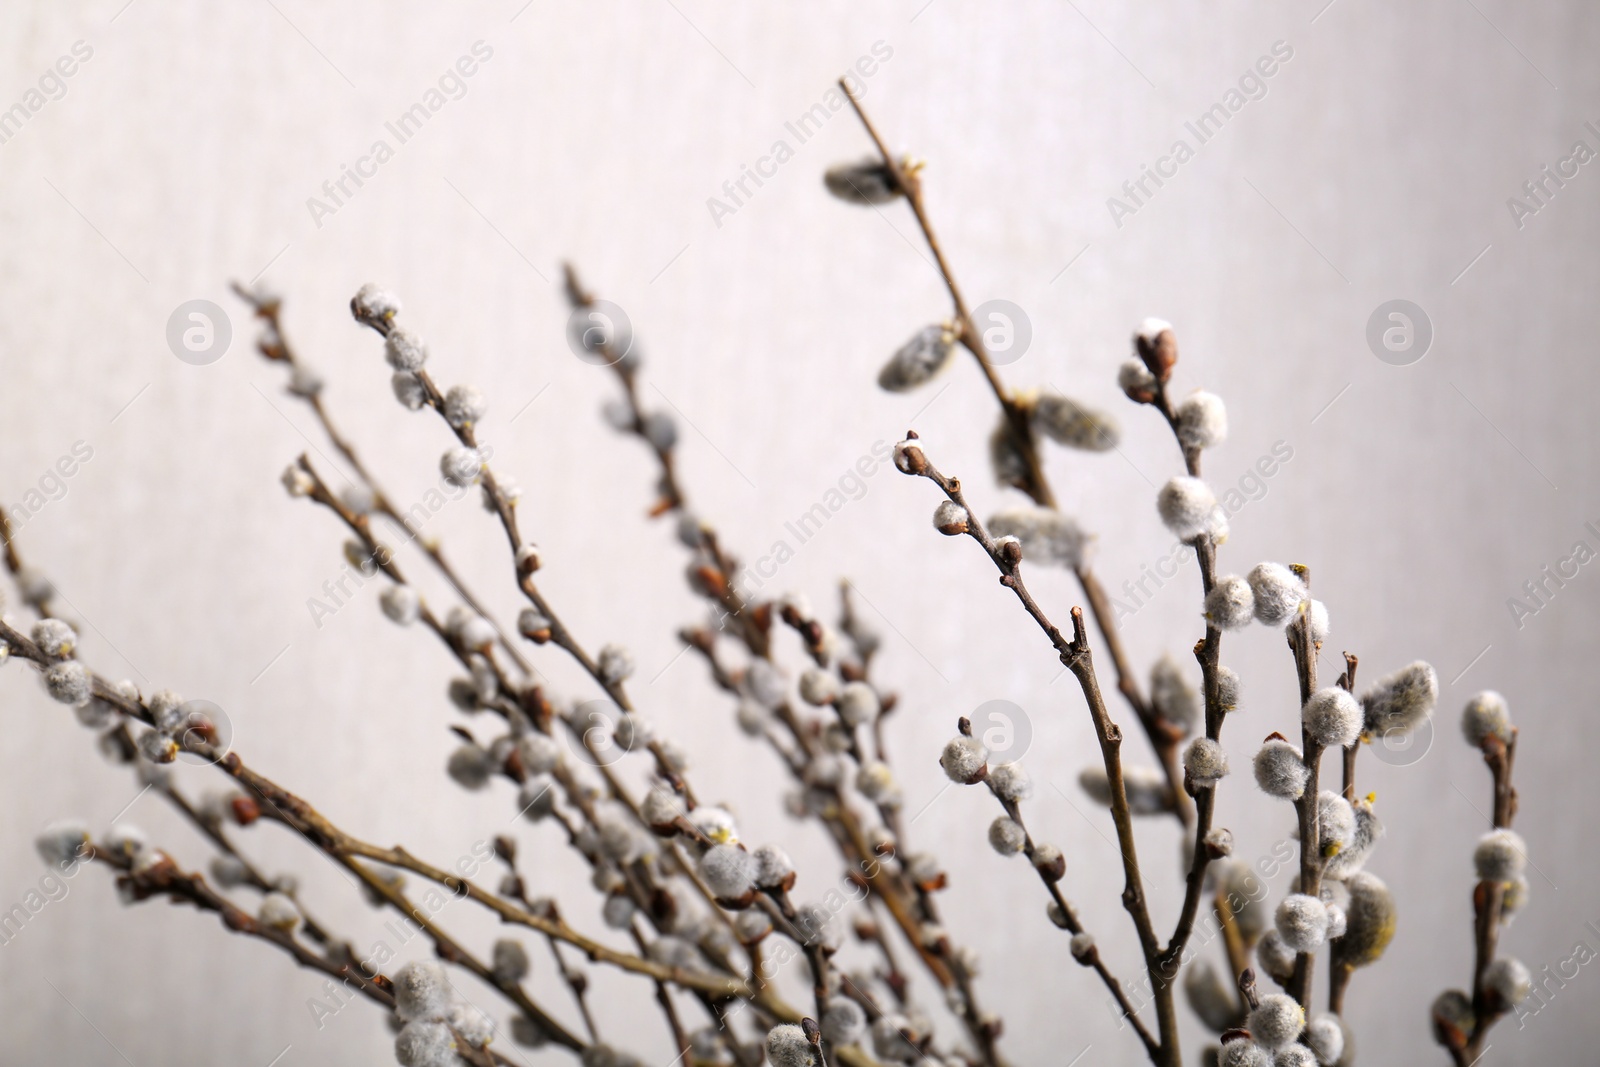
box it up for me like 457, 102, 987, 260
1, 1, 1597, 1064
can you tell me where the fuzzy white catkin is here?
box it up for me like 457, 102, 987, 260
1118, 358, 1156, 398
517, 734, 562, 775
1276, 893, 1330, 952
1204, 576, 1254, 631
384, 326, 427, 372
31, 619, 76, 658
352, 283, 401, 321
699, 844, 756, 899
373, 587, 419, 629
1323, 796, 1383, 881
1253, 738, 1308, 799
931, 499, 969, 535
825, 158, 900, 205
836, 682, 880, 726
1247, 562, 1306, 625
448, 1002, 494, 1049
517, 775, 556, 821
1216, 666, 1241, 712
1217, 1039, 1272, 1067
35, 821, 88, 868
1157, 476, 1218, 541
1078, 765, 1170, 815
822, 998, 867, 1046
855, 761, 896, 803
394, 1021, 455, 1067
1256, 929, 1297, 981
688, 806, 738, 845
1318, 791, 1356, 855
987, 817, 1026, 856
940, 736, 988, 784
1175, 391, 1228, 449
1324, 902, 1348, 940
1303, 688, 1363, 748
1183, 959, 1238, 1032
766, 1023, 817, 1067
642, 411, 677, 451
601, 893, 636, 930
1474, 828, 1527, 882
1032, 394, 1119, 451
136, 728, 177, 764
1461, 690, 1513, 745
1273, 1046, 1317, 1067
393, 960, 452, 1022
1361, 660, 1438, 738
641, 785, 686, 829
1183, 737, 1229, 786
443, 385, 487, 428
988, 761, 1032, 801
44, 660, 92, 706
446, 745, 493, 791
986, 507, 1090, 570
1305, 1014, 1344, 1064
798, 668, 838, 706
439, 446, 482, 488
1250, 993, 1305, 1049
259, 891, 300, 932
1150, 654, 1200, 733
752, 844, 794, 889
391, 371, 426, 411
879, 323, 956, 392
597, 644, 634, 686
1485, 957, 1531, 1006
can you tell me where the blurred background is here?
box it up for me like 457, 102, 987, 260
1, 1, 1597, 1063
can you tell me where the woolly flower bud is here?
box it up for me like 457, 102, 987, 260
1474, 829, 1526, 883
597, 644, 634, 686
380, 585, 420, 626
766, 1022, 818, 1067
517, 775, 556, 821
989, 421, 1028, 488
1133, 317, 1178, 380
940, 735, 988, 784
824, 158, 901, 205
1317, 790, 1357, 856
1485, 957, 1531, 1008
32, 619, 76, 659
1324, 901, 1348, 940
799, 668, 838, 706
1461, 690, 1512, 746
1247, 562, 1306, 626
1305, 1014, 1345, 1065
1360, 660, 1438, 738
1118, 357, 1159, 405
891, 436, 927, 476
394, 1021, 455, 1067
699, 844, 756, 900
753, 844, 794, 890
642, 410, 678, 451
352, 283, 401, 322
822, 998, 867, 1046
1432, 990, 1474, 1048
391, 371, 426, 411
638, 786, 684, 833
1273, 1047, 1317, 1067
1079, 764, 1171, 815
1157, 476, 1220, 541
1503, 875, 1531, 919
443, 385, 487, 428
1204, 827, 1234, 858
258, 891, 300, 932
446, 744, 494, 791
987, 816, 1026, 856
1303, 688, 1363, 749
836, 682, 880, 727
138, 728, 178, 764
1332, 872, 1396, 969
384, 326, 427, 372
1183, 959, 1238, 1033
987, 506, 1089, 570
1032, 394, 1119, 451
1276, 893, 1329, 953
1217, 1038, 1271, 1067
280, 463, 315, 499
688, 806, 737, 845
1250, 993, 1305, 1049
393, 960, 453, 1022
1256, 929, 1297, 984
511, 735, 558, 778
1032, 842, 1066, 882
517, 608, 552, 643
440, 446, 482, 488
485, 938, 529, 986
35, 820, 89, 869
44, 660, 92, 706
448, 1003, 494, 1049
988, 761, 1033, 802
1216, 666, 1241, 713
932, 499, 969, 536
1151, 653, 1200, 734
1175, 391, 1228, 449
1183, 737, 1229, 787
1204, 575, 1254, 631
855, 761, 896, 804
1324, 796, 1383, 881
879, 323, 956, 392
1253, 738, 1308, 800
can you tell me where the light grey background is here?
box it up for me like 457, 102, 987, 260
1, 1, 1597, 1064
